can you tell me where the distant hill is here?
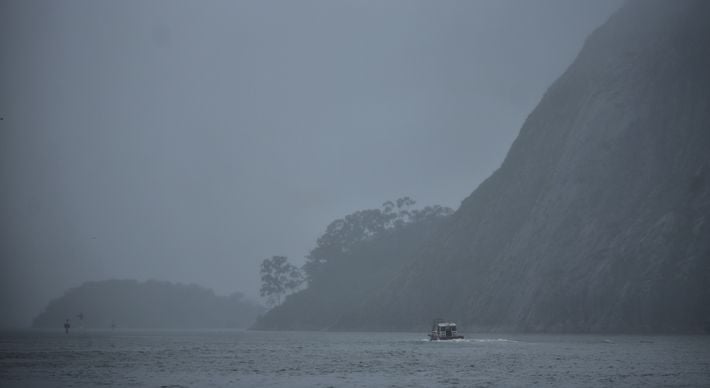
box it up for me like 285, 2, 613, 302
32, 279, 264, 329
258, 0, 710, 333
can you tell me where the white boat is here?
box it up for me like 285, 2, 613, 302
429, 319, 464, 340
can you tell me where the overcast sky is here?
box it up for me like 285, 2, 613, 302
0, 0, 622, 327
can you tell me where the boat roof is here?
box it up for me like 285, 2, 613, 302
436, 322, 456, 326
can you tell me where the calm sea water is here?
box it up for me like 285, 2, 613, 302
1, 330, 709, 387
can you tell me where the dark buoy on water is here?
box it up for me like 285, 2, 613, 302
64, 319, 71, 334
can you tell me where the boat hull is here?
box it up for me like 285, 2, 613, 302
429, 334, 464, 341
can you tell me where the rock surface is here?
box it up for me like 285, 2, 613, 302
258, 0, 710, 333
353, 0, 710, 333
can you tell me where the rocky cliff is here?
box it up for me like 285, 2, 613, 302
342, 0, 710, 333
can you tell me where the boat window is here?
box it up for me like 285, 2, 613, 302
452, 326, 457, 332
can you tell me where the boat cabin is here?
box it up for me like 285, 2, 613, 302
429, 320, 464, 340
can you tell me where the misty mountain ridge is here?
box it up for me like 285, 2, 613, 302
32, 279, 264, 329
257, 0, 710, 333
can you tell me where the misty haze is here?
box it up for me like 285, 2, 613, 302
1, 0, 709, 387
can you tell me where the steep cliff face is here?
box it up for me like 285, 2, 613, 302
351, 0, 710, 333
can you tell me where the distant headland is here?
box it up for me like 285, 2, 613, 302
32, 279, 264, 329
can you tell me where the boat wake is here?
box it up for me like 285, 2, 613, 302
472, 338, 518, 343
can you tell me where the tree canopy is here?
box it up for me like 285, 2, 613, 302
303, 197, 453, 281
255, 197, 454, 330
259, 256, 304, 306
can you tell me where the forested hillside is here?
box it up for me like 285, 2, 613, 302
256, 199, 452, 330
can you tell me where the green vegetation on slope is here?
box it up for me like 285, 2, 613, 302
255, 199, 452, 330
